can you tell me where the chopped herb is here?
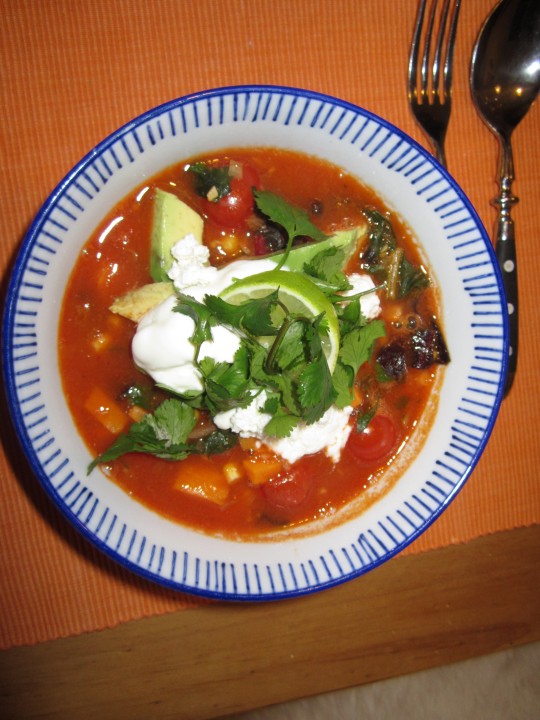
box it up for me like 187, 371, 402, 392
195, 429, 238, 455
398, 256, 430, 297
339, 320, 386, 378
204, 291, 280, 338
263, 409, 300, 439
297, 353, 336, 424
173, 293, 216, 347
362, 208, 396, 266
199, 345, 252, 414
356, 403, 378, 432
188, 162, 231, 201
303, 246, 351, 293
88, 399, 196, 472
362, 208, 429, 298
331, 362, 355, 408
254, 189, 328, 269
119, 384, 153, 410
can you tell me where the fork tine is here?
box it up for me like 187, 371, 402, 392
432, 0, 450, 95
408, 0, 427, 100
443, 0, 461, 95
421, 0, 438, 99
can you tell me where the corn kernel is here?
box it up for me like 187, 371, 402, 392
127, 406, 147, 422
223, 463, 243, 483
220, 235, 240, 254
91, 332, 109, 352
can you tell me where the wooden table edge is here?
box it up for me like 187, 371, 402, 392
1, 524, 539, 720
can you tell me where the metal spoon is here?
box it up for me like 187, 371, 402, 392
470, 0, 540, 396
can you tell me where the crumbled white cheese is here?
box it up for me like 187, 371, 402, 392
167, 235, 218, 291
214, 391, 270, 438
342, 273, 381, 320
270, 405, 354, 463
214, 390, 353, 464
167, 236, 277, 300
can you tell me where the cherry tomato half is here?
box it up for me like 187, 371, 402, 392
261, 470, 312, 512
204, 164, 261, 228
347, 414, 398, 462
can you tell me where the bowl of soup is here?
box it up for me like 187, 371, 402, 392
2, 86, 507, 599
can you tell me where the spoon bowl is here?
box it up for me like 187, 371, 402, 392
470, 0, 540, 395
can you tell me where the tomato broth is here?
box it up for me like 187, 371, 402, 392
59, 148, 446, 539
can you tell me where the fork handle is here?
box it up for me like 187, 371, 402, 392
493, 140, 518, 397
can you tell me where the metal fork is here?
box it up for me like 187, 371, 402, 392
408, 0, 461, 167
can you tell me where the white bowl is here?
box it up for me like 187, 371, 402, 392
2, 86, 507, 599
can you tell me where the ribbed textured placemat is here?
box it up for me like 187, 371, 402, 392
1, 0, 539, 650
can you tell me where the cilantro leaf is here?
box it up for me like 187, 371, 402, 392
199, 345, 253, 413
88, 399, 196, 472
332, 361, 355, 408
267, 312, 327, 373
304, 315, 327, 361
260, 393, 280, 416
204, 291, 280, 337
340, 320, 386, 376
146, 399, 196, 445
264, 410, 300, 439
254, 190, 328, 243
174, 294, 215, 346
250, 343, 300, 416
336, 297, 365, 333
195, 429, 238, 455
297, 354, 336, 424
119, 383, 153, 410
272, 319, 306, 372
356, 404, 378, 432
304, 246, 351, 292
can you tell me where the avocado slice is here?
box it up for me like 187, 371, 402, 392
150, 189, 204, 282
279, 225, 365, 272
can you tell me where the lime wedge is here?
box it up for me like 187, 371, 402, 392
220, 269, 340, 372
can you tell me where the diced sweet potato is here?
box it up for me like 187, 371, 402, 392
84, 387, 129, 434
173, 456, 230, 505
242, 456, 283, 486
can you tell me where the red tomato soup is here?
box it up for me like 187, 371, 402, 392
59, 148, 448, 539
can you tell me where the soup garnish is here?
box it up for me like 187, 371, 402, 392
59, 148, 449, 537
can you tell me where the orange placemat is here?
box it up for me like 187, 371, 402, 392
1, 0, 539, 650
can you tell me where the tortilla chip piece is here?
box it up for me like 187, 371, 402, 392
109, 282, 175, 322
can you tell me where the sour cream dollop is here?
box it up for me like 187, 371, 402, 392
132, 296, 241, 393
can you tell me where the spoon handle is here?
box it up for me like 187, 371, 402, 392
493, 138, 518, 396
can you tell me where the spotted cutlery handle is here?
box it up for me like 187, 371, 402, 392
494, 193, 518, 396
